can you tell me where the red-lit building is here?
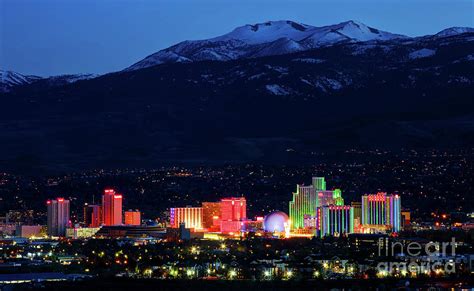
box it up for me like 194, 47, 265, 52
102, 189, 123, 226
220, 197, 246, 221
202, 202, 221, 230
84, 204, 101, 227
124, 210, 141, 226
221, 220, 243, 234
220, 197, 246, 233
168, 197, 248, 234
401, 210, 411, 227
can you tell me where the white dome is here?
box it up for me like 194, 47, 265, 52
264, 211, 289, 232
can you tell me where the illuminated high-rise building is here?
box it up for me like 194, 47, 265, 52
361, 193, 401, 232
332, 189, 344, 206
303, 214, 317, 229
289, 177, 345, 230
319, 205, 354, 237
220, 197, 246, 221
47, 198, 70, 237
351, 201, 362, 228
312, 177, 326, 191
84, 204, 101, 227
102, 189, 123, 226
289, 184, 317, 229
219, 197, 246, 233
83, 204, 91, 226
202, 202, 221, 229
124, 210, 141, 226
317, 189, 344, 207
169, 207, 203, 230
317, 190, 332, 207
401, 210, 411, 227
220, 220, 243, 234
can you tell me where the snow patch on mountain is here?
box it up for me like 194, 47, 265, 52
322, 78, 343, 90
128, 50, 192, 70
47, 73, 99, 84
300, 78, 314, 86
264, 65, 288, 73
212, 21, 312, 44
1, 70, 40, 85
0, 70, 100, 93
292, 58, 325, 64
0, 70, 42, 92
334, 20, 401, 41
248, 73, 266, 80
409, 48, 436, 59
251, 37, 304, 58
435, 27, 474, 37
266, 84, 290, 95
448, 76, 471, 84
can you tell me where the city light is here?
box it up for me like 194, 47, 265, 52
228, 270, 236, 279
4, 173, 470, 286
143, 269, 153, 277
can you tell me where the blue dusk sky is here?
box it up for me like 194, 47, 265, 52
1, 0, 473, 76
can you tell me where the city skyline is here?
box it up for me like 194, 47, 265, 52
39, 176, 402, 238
1, 162, 472, 288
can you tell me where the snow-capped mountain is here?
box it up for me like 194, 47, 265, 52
435, 27, 474, 37
0, 70, 99, 92
1, 25, 473, 171
0, 70, 41, 92
45, 73, 99, 85
3, 21, 473, 93
127, 20, 407, 70
213, 20, 403, 43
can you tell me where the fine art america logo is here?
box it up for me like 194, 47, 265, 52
377, 238, 457, 276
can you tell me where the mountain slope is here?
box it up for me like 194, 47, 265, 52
127, 20, 407, 70
436, 27, 474, 37
0, 71, 99, 92
1, 31, 473, 173
0, 70, 41, 92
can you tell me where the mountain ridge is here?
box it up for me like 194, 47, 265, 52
2, 20, 473, 91
1, 30, 473, 173
0, 70, 98, 92
126, 20, 407, 70
125, 20, 474, 71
